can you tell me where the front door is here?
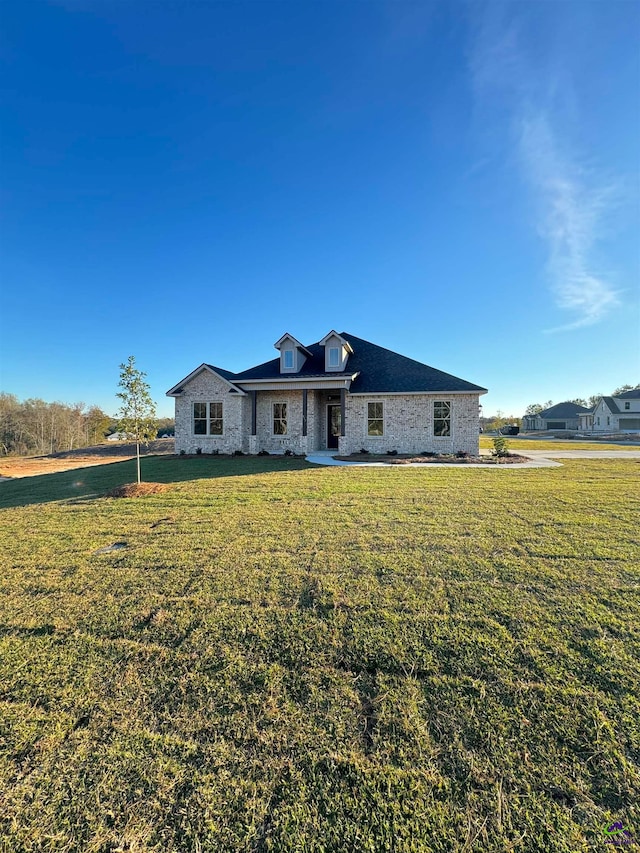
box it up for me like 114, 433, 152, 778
327, 405, 341, 449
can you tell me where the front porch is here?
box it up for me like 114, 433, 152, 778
245, 388, 347, 454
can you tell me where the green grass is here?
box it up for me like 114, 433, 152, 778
1, 456, 639, 851
479, 436, 639, 452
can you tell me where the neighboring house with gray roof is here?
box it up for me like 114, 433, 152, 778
587, 389, 640, 433
522, 402, 592, 432
167, 331, 487, 456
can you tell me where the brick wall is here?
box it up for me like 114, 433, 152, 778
338, 394, 480, 456
253, 390, 306, 454
173, 370, 245, 454
174, 373, 482, 456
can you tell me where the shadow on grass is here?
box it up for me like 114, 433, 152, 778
0, 454, 313, 509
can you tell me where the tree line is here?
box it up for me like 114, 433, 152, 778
0, 392, 175, 457
0, 394, 112, 456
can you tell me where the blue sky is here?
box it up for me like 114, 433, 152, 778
1, 0, 638, 418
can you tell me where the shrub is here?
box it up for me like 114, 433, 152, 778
179, 449, 186, 456
386, 449, 398, 456
195, 447, 202, 455
359, 448, 370, 455
456, 450, 470, 459
233, 450, 244, 456
284, 449, 294, 456
257, 449, 269, 456
492, 436, 510, 457
421, 451, 436, 458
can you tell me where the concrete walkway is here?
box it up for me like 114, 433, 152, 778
305, 452, 561, 469
305, 449, 640, 469
517, 449, 640, 460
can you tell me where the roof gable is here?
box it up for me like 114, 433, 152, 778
273, 333, 312, 356
166, 363, 244, 396
319, 330, 354, 354
601, 396, 620, 414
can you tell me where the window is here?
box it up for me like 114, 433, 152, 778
193, 402, 223, 435
283, 349, 294, 369
367, 402, 384, 436
328, 347, 340, 367
625, 402, 631, 410
607, 416, 610, 425
434, 401, 451, 437
273, 402, 287, 435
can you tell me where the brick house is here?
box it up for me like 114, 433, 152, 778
167, 331, 487, 456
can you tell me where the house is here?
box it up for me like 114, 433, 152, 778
586, 389, 640, 433
167, 331, 487, 456
522, 401, 591, 432
106, 431, 133, 442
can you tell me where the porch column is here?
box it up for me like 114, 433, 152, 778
340, 388, 346, 436
302, 389, 308, 437
250, 391, 257, 436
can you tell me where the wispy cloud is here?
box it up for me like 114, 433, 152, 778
469, 3, 620, 331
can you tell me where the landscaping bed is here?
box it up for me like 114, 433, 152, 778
335, 452, 529, 464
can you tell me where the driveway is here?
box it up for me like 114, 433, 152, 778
306, 449, 640, 469
520, 450, 640, 460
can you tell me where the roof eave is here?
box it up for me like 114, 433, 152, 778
236, 372, 359, 386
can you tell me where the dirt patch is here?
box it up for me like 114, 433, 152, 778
106, 483, 171, 498
334, 453, 529, 465
0, 440, 174, 479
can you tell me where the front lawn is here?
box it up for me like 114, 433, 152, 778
479, 436, 640, 452
0, 457, 638, 851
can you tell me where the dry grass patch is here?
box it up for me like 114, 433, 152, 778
107, 482, 171, 498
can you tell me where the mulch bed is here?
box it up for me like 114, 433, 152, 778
107, 483, 171, 498
335, 454, 530, 465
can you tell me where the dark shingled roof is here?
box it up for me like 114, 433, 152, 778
205, 364, 241, 383
539, 401, 592, 419
231, 332, 487, 394
616, 388, 640, 399
601, 397, 620, 414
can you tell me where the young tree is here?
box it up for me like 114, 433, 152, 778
116, 356, 157, 484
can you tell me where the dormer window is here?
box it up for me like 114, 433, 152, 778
274, 333, 312, 374
320, 330, 353, 372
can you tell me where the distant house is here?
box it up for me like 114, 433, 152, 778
522, 402, 592, 432
586, 389, 640, 433
106, 431, 132, 442
167, 330, 487, 456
